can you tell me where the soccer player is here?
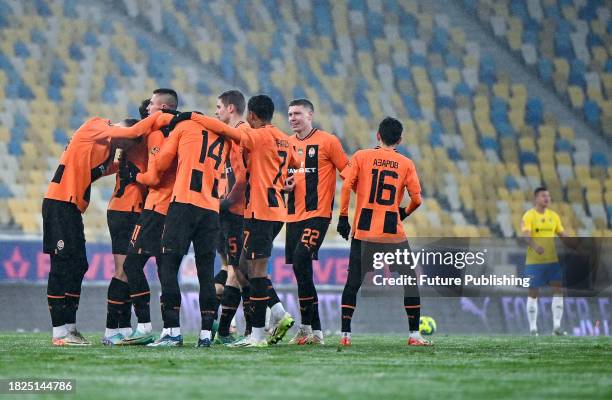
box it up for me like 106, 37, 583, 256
186, 95, 297, 347
285, 99, 348, 345
118, 90, 180, 346
43, 111, 169, 346
103, 129, 147, 344
213, 90, 253, 344
522, 186, 568, 336
336, 117, 431, 347
145, 110, 234, 348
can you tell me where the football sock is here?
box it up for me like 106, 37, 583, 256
107, 277, 129, 330
137, 322, 152, 334
249, 277, 269, 329
266, 278, 281, 307
124, 253, 151, 323
527, 297, 538, 331
199, 330, 211, 340
53, 325, 68, 338
552, 295, 564, 330
169, 327, 181, 337
341, 304, 355, 333
404, 297, 421, 332
251, 327, 266, 342
159, 253, 183, 329
312, 297, 322, 331
195, 250, 216, 331
104, 328, 119, 337
218, 285, 241, 337
47, 255, 67, 328
271, 302, 286, 322
116, 279, 132, 330
214, 269, 228, 286
64, 255, 88, 325
241, 286, 253, 335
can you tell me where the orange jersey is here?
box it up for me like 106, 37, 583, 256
45, 113, 165, 213
189, 114, 297, 221
286, 128, 348, 222
340, 147, 421, 243
136, 130, 177, 216
241, 125, 297, 221
225, 122, 249, 216
107, 139, 148, 212
153, 120, 231, 212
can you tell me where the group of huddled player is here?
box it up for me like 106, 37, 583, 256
42, 88, 432, 348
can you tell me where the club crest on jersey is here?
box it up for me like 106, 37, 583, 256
150, 147, 160, 155
298, 148, 304, 155
308, 147, 316, 158
57, 240, 65, 251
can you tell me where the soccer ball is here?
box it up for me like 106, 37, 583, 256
419, 316, 437, 335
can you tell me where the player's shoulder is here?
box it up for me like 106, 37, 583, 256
522, 208, 535, 218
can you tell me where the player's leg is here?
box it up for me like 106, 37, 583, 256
216, 267, 242, 344
42, 199, 89, 346
524, 264, 545, 335
402, 261, 431, 346
237, 252, 253, 337
549, 263, 566, 335
121, 210, 165, 344
193, 209, 220, 348
148, 203, 193, 347
339, 238, 364, 346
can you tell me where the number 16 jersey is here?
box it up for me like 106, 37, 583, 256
340, 146, 421, 243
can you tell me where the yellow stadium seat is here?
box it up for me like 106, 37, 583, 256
568, 85, 584, 109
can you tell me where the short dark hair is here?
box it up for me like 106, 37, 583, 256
248, 95, 274, 123
219, 90, 246, 115
138, 98, 150, 119
153, 88, 178, 109
378, 117, 403, 145
534, 186, 548, 196
288, 98, 314, 112
122, 118, 139, 127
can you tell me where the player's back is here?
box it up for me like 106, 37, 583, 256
345, 146, 421, 243
45, 118, 114, 212
171, 120, 230, 212
241, 124, 294, 222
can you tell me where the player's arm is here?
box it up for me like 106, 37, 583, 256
521, 213, 544, 254
329, 135, 350, 173
189, 113, 243, 143
103, 111, 165, 139
399, 160, 423, 220
135, 150, 161, 186
337, 156, 359, 240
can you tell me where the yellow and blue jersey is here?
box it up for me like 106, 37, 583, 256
521, 208, 564, 265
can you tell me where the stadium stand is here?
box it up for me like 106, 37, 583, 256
0, 0, 609, 240
465, 0, 612, 138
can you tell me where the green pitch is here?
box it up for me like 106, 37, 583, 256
1, 333, 611, 399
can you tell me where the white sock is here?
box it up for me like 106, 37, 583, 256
199, 330, 211, 340
301, 325, 313, 334
552, 295, 564, 330
65, 323, 76, 333
137, 323, 152, 333
251, 327, 266, 341
341, 332, 351, 339
160, 328, 168, 338
119, 327, 133, 337
527, 297, 538, 332
409, 331, 421, 338
53, 325, 68, 338
271, 302, 286, 321
169, 327, 181, 337
105, 328, 119, 337
313, 329, 322, 338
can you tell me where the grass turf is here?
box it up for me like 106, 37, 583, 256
0, 333, 611, 399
